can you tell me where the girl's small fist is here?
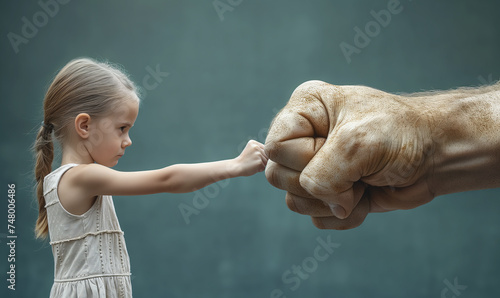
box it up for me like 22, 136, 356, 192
235, 140, 269, 176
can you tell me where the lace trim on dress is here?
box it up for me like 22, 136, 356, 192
49, 230, 124, 245
54, 272, 131, 283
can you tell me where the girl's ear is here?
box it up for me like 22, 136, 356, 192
75, 113, 91, 139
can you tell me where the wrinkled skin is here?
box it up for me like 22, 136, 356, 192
265, 80, 500, 230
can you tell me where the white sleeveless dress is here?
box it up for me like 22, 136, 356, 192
44, 163, 132, 297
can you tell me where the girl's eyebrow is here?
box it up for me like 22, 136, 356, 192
120, 122, 134, 127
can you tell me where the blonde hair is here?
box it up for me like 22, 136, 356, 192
33, 58, 139, 239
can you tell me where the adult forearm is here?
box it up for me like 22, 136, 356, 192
427, 87, 500, 196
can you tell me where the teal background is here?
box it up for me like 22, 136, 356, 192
1, 0, 499, 297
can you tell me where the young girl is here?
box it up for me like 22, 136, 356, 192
33, 58, 268, 297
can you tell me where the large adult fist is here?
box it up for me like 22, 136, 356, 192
265, 80, 438, 230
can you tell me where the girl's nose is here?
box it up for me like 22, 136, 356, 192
123, 136, 132, 148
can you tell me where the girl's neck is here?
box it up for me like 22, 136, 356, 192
61, 143, 94, 166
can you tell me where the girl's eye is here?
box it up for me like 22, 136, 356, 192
120, 126, 126, 132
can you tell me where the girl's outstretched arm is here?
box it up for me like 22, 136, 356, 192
62, 140, 267, 201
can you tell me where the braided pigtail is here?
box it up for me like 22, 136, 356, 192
34, 122, 54, 239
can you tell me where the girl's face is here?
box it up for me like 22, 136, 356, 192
87, 99, 139, 167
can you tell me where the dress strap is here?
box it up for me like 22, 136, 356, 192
43, 163, 79, 201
